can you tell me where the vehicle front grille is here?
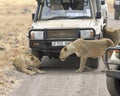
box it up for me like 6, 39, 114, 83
47, 29, 79, 39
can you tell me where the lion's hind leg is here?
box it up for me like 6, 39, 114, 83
36, 69, 46, 74
29, 66, 46, 74
21, 68, 36, 75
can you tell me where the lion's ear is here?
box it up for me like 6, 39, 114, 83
64, 47, 67, 51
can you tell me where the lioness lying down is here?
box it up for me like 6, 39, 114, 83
13, 54, 45, 75
59, 38, 114, 72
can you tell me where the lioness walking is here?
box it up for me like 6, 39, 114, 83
59, 38, 114, 72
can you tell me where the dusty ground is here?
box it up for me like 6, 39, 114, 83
0, 0, 119, 96
0, 0, 35, 95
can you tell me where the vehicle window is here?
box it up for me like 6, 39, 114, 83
40, 0, 92, 20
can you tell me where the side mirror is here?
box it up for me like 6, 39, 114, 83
101, 1, 105, 5
96, 12, 101, 19
32, 13, 35, 21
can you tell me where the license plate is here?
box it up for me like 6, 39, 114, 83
52, 41, 71, 46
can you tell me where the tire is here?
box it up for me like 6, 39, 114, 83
52, 53, 59, 59
31, 49, 43, 60
114, 10, 119, 20
86, 58, 98, 68
106, 66, 120, 96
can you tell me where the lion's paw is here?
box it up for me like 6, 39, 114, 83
75, 69, 83, 73
37, 70, 46, 74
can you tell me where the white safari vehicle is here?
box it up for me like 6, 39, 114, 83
28, 0, 108, 68
114, 0, 120, 20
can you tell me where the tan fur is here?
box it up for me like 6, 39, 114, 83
103, 26, 120, 45
13, 53, 45, 75
59, 38, 114, 72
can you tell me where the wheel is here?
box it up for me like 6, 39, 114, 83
114, 10, 119, 20
52, 53, 60, 59
106, 65, 120, 96
86, 58, 98, 68
31, 49, 43, 60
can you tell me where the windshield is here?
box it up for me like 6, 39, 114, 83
40, 0, 92, 20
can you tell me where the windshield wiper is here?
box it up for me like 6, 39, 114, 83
70, 16, 91, 19
45, 16, 70, 20
42, 16, 91, 20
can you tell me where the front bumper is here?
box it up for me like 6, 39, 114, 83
28, 28, 96, 53
29, 39, 75, 53
106, 70, 120, 79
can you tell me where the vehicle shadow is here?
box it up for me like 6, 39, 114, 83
40, 56, 93, 73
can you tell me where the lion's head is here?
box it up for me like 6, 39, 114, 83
59, 46, 68, 61
30, 55, 41, 67
59, 43, 75, 61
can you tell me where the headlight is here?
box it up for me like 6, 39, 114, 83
31, 31, 44, 39
80, 30, 94, 39
115, 1, 120, 5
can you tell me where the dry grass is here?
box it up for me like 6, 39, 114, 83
0, 0, 35, 95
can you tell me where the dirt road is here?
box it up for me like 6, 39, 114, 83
10, 56, 110, 96
9, 13, 120, 96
